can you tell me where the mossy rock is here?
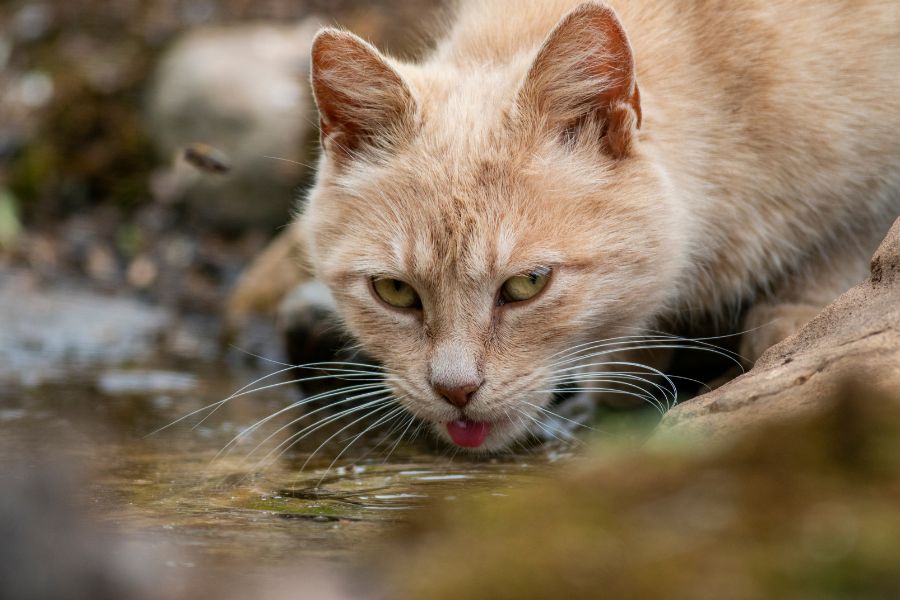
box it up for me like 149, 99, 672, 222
384, 382, 900, 600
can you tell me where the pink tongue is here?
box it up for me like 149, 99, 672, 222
446, 419, 491, 448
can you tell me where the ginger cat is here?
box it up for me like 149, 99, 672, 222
293, 0, 900, 450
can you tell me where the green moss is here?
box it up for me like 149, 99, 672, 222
0, 188, 22, 249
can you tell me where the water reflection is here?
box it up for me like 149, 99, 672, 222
0, 360, 559, 570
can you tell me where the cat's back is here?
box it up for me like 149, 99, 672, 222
434, 0, 899, 77
431, 0, 900, 173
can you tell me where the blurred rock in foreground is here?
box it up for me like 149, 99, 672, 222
383, 379, 900, 600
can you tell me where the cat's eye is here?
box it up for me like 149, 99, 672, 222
500, 269, 551, 304
372, 277, 421, 309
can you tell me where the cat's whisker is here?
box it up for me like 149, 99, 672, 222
147, 365, 384, 438
545, 333, 744, 399
514, 411, 543, 447
220, 369, 383, 403
547, 369, 670, 394
145, 364, 300, 437
248, 394, 394, 469
536, 332, 743, 409
381, 413, 417, 464
215, 384, 388, 462
288, 361, 389, 373
552, 370, 711, 393
512, 406, 578, 446
316, 402, 409, 485
228, 344, 390, 373
548, 334, 684, 362
407, 419, 426, 446
547, 332, 728, 363
548, 372, 676, 410
198, 367, 386, 428
234, 389, 393, 467
513, 407, 557, 442
262, 155, 318, 170
333, 405, 412, 465
551, 360, 678, 408
619, 325, 754, 365
548, 364, 674, 403
297, 401, 401, 476
550, 341, 742, 371
612, 324, 746, 343
522, 401, 598, 432
533, 386, 665, 414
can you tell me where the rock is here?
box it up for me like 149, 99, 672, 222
654, 218, 900, 443
146, 19, 322, 230
96, 370, 197, 395
0, 269, 171, 386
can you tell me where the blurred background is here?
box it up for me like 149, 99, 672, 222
0, 0, 441, 353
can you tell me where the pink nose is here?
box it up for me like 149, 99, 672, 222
434, 383, 480, 409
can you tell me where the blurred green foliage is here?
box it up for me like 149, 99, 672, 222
0, 187, 22, 248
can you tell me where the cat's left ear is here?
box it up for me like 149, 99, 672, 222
516, 2, 641, 158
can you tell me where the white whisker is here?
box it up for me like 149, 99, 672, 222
247, 395, 393, 468
215, 384, 388, 462
382, 413, 417, 464
523, 401, 597, 432
513, 407, 576, 445
315, 402, 409, 485
297, 401, 399, 474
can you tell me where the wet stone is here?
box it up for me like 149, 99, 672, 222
0, 270, 171, 386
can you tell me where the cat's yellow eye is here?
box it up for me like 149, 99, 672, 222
500, 269, 551, 304
372, 277, 421, 309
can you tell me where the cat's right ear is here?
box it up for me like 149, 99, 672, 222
516, 2, 641, 158
310, 29, 415, 162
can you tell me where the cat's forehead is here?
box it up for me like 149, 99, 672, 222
406, 65, 523, 155
335, 148, 559, 288
376, 168, 538, 284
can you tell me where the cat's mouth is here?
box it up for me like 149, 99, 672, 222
446, 419, 492, 448
440, 389, 578, 450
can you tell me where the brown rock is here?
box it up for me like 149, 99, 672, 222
655, 218, 900, 443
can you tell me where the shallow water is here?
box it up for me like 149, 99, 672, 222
0, 358, 569, 577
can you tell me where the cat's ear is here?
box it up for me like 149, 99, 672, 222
310, 29, 415, 161
517, 2, 641, 158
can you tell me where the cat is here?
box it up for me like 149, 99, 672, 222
291, 0, 900, 451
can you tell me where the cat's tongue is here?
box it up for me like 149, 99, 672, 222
446, 419, 491, 448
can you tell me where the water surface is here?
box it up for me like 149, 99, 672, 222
0, 359, 568, 576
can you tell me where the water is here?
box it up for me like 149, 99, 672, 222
0, 358, 561, 577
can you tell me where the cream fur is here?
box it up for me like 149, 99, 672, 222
299, 0, 900, 450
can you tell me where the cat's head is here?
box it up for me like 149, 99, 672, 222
299, 3, 685, 450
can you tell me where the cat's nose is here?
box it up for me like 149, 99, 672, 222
433, 382, 481, 409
